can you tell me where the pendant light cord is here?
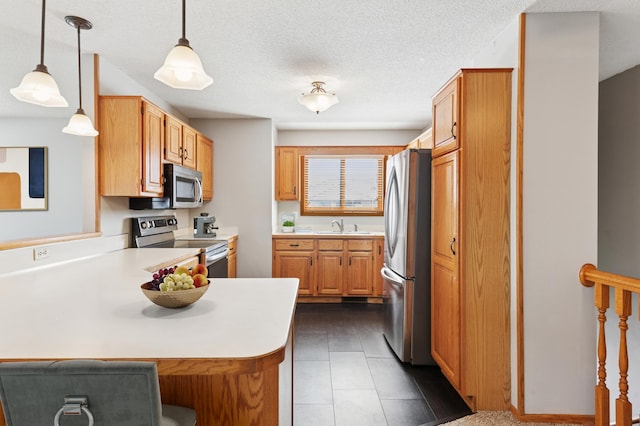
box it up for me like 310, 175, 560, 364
39, 0, 46, 67
177, 0, 189, 46
182, 0, 186, 40
76, 24, 83, 111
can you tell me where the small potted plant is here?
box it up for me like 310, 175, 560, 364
282, 220, 295, 233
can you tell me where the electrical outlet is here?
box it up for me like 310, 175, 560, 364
33, 247, 50, 260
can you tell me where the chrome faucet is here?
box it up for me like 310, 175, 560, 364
331, 218, 344, 233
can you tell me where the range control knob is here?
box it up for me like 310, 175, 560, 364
168, 218, 176, 225
140, 221, 148, 229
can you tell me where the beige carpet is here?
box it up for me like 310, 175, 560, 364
440, 411, 581, 426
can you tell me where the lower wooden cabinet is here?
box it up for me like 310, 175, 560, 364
227, 236, 237, 278
272, 236, 382, 297
374, 239, 384, 296
345, 240, 373, 295
317, 239, 344, 295
273, 238, 314, 295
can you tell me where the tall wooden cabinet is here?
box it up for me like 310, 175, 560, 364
430, 69, 512, 411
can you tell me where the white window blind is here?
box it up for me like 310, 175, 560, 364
302, 155, 384, 215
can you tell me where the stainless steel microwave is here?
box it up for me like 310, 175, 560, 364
129, 163, 203, 210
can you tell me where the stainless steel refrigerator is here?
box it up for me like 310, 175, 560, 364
382, 148, 434, 365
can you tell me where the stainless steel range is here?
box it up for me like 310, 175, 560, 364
131, 215, 229, 278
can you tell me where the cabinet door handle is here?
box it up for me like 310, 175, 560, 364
450, 237, 456, 255
179, 146, 184, 157
183, 149, 189, 160
451, 122, 457, 140
293, 185, 296, 195
340, 256, 342, 266
290, 243, 299, 247
310, 257, 313, 266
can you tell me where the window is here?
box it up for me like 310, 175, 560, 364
301, 154, 384, 216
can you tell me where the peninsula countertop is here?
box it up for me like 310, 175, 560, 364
0, 248, 298, 361
0, 248, 298, 425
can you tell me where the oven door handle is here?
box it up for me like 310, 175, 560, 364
206, 248, 229, 264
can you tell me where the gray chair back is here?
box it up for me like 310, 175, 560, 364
0, 360, 195, 426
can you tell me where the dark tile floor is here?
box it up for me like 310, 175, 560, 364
293, 302, 472, 426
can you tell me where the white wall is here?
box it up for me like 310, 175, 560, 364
99, 58, 188, 122
191, 118, 275, 279
1, 53, 97, 242
598, 65, 640, 418
276, 129, 418, 230
521, 12, 599, 414
0, 118, 89, 241
469, 12, 599, 415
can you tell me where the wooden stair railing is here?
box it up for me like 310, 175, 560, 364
580, 263, 640, 426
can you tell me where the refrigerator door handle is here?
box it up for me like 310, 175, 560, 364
381, 267, 405, 287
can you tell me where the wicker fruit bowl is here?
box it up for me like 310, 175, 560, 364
141, 281, 210, 308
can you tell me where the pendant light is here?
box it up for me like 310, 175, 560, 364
154, 0, 213, 90
10, 0, 68, 107
62, 16, 98, 137
298, 81, 339, 114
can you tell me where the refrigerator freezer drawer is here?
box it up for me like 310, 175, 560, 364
382, 267, 411, 362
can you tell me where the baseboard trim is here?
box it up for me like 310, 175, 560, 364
510, 404, 595, 425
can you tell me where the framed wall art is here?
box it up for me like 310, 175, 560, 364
0, 147, 47, 211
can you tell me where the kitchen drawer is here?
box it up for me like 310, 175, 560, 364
318, 240, 344, 251
347, 240, 373, 252
274, 239, 314, 250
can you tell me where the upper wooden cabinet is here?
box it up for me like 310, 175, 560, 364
405, 128, 433, 150
99, 95, 214, 200
275, 147, 299, 200
99, 96, 164, 197
165, 115, 197, 170
430, 68, 512, 411
432, 77, 459, 157
196, 133, 213, 200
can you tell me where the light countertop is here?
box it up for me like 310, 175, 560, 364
0, 248, 298, 361
174, 226, 238, 241
272, 231, 384, 237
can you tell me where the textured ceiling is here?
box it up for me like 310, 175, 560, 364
1, 0, 639, 130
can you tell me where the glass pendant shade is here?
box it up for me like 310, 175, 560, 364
154, 42, 213, 90
11, 67, 68, 107
298, 81, 339, 114
10, 0, 68, 107
63, 108, 98, 137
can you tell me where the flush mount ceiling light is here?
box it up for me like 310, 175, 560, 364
62, 16, 98, 137
298, 81, 339, 114
154, 0, 213, 90
10, 0, 68, 107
